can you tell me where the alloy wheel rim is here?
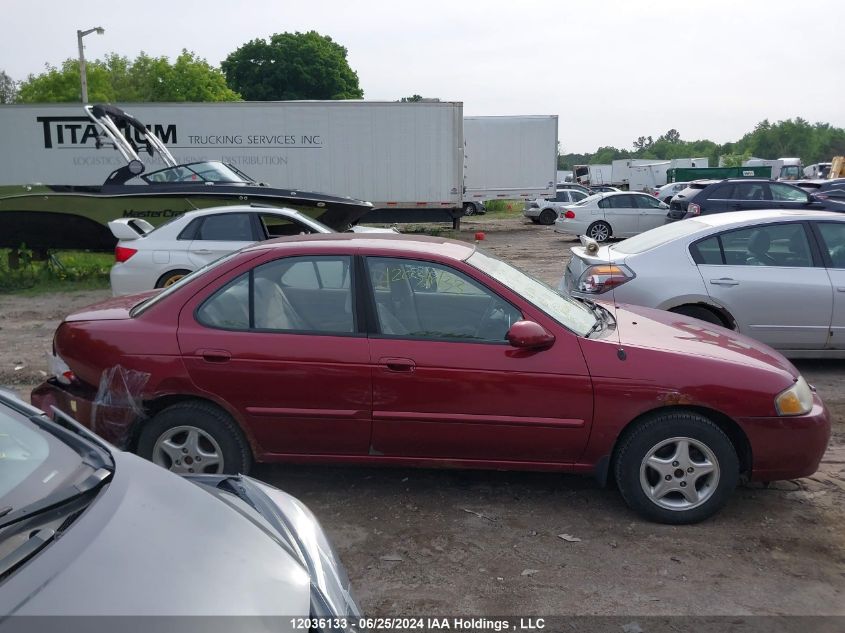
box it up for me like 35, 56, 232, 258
163, 274, 185, 287
590, 224, 609, 241
152, 425, 224, 474
639, 436, 720, 511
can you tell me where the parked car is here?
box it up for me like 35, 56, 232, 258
462, 200, 487, 215
653, 181, 691, 204
559, 209, 845, 358
793, 178, 845, 201
524, 189, 590, 225
588, 185, 621, 194
0, 390, 360, 621
553, 191, 669, 242
556, 182, 592, 195
667, 179, 843, 221
32, 234, 830, 524
108, 204, 397, 295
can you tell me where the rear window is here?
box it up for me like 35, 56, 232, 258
611, 219, 709, 255
677, 182, 709, 196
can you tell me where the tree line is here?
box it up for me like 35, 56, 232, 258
0, 30, 363, 104
560, 121, 845, 171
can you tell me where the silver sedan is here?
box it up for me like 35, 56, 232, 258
553, 192, 669, 242
559, 209, 845, 358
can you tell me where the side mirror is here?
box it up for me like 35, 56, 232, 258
659, 202, 669, 209
506, 320, 555, 350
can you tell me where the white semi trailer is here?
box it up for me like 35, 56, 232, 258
0, 102, 557, 223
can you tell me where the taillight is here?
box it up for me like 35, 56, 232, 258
115, 246, 138, 262
564, 210, 576, 219
687, 202, 701, 216
577, 264, 634, 294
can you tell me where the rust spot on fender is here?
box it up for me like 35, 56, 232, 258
659, 391, 695, 406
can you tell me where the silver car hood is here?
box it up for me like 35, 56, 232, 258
2, 451, 311, 616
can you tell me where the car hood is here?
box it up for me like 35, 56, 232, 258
579, 302, 799, 415
1, 451, 312, 616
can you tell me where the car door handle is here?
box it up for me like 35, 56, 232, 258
709, 278, 739, 286
192, 248, 213, 255
198, 348, 231, 363
837, 287, 845, 292
379, 357, 415, 372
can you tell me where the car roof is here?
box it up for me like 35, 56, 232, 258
694, 209, 845, 229
177, 204, 304, 220
243, 232, 478, 261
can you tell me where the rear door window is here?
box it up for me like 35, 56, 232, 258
196, 213, 256, 241
732, 183, 769, 201
196, 256, 355, 333
690, 236, 723, 264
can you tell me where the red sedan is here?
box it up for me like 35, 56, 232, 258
32, 234, 830, 524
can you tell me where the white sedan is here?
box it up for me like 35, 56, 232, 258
558, 209, 845, 358
523, 188, 589, 225
553, 191, 669, 242
109, 205, 396, 295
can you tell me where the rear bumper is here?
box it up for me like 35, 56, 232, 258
31, 379, 138, 449
739, 397, 831, 481
110, 262, 157, 296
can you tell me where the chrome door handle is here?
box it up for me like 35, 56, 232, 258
710, 278, 739, 286
192, 249, 213, 255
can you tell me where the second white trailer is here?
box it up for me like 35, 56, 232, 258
462, 115, 557, 213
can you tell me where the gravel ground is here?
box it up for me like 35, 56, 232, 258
1, 214, 843, 616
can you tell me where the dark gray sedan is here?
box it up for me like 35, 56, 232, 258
0, 391, 359, 629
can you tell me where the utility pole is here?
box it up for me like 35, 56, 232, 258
77, 26, 104, 103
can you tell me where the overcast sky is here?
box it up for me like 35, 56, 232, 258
2, 0, 842, 153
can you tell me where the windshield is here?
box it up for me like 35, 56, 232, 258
467, 249, 596, 336
0, 405, 83, 513
612, 219, 708, 255
142, 161, 255, 185
574, 194, 601, 206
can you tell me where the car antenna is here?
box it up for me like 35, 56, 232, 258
584, 233, 626, 361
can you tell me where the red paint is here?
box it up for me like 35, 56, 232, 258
475, 232, 485, 241
31, 234, 830, 481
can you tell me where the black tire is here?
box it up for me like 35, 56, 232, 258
137, 400, 253, 475
669, 304, 728, 328
155, 269, 192, 289
586, 221, 611, 242
463, 202, 477, 216
538, 208, 557, 225
529, 218, 541, 224
614, 411, 739, 524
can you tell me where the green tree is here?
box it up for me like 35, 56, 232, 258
17, 51, 238, 103
222, 31, 363, 101
400, 94, 423, 102
0, 70, 17, 103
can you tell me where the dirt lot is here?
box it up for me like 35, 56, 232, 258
1, 215, 843, 616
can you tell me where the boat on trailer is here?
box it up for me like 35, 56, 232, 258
0, 104, 373, 252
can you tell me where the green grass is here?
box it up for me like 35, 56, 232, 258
0, 249, 112, 294
478, 200, 526, 218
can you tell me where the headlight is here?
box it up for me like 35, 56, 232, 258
577, 264, 634, 294
775, 376, 814, 416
